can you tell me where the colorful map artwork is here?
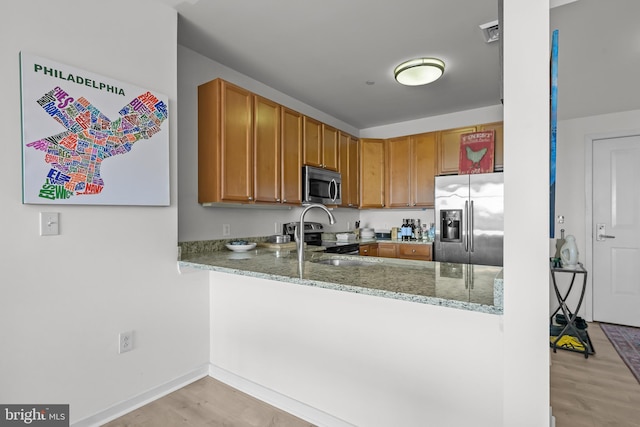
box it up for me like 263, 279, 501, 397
25, 88, 168, 200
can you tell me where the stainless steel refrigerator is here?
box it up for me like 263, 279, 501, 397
434, 172, 504, 266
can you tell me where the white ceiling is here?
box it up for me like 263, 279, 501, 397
172, 0, 640, 129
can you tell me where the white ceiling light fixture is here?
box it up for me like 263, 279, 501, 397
394, 58, 445, 86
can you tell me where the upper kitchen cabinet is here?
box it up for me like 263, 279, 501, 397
280, 107, 303, 205
385, 132, 436, 208
253, 95, 281, 204
436, 126, 476, 175
198, 79, 253, 203
360, 138, 385, 208
303, 117, 339, 171
339, 132, 359, 208
437, 123, 504, 175
478, 122, 504, 171
411, 132, 437, 207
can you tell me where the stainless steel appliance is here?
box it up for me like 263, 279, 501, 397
302, 166, 342, 205
434, 172, 503, 266
283, 221, 359, 254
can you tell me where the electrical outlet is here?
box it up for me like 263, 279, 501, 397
119, 331, 133, 354
222, 224, 231, 236
347, 221, 351, 230
274, 222, 281, 233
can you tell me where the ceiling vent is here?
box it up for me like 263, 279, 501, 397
479, 20, 500, 43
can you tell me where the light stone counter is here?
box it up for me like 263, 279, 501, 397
179, 241, 503, 315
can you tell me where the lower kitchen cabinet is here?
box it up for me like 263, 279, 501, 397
359, 243, 378, 257
360, 242, 432, 261
397, 243, 432, 261
377, 243, 398, 258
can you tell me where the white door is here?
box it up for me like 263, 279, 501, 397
593, 135, 640, 327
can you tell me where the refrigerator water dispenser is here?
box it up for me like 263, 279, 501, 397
440, 209, 462, 242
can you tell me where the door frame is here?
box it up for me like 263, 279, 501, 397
584, 128, 640, 322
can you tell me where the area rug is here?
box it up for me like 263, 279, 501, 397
600, 323, 640, 384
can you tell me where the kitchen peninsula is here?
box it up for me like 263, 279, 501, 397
179, 242, 503, 314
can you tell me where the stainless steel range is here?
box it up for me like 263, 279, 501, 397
283, 222, 360, 254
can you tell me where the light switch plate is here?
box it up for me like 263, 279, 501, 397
40, 212, 59, 236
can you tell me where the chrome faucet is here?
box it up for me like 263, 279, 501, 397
295, 203, 336, 277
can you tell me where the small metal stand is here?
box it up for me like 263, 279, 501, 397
549, 261, 594, 358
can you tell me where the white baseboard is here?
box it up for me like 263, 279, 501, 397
208, 364, 356, 427
72, 364, 210, 427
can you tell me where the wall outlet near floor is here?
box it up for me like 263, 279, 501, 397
118, 331, 134, 354
222, 224, 231, 236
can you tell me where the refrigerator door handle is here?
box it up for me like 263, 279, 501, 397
464, 201, 469, 252
469, 200, 474, 252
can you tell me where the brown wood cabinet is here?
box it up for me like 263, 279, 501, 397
397, 243, 432, 261
339, 132, 359, 208
303, 118, 338, 171
359, 138, 385, 208
199, 79, 301, 206
385, 132, 437, 208
322, 124, 339, 171
359, 243, 378, 257
437, 126, 477, 176
479, 121, 504, 171
377, 243, 397, 258
280, 107, 303, 204
198, 79, 254, 203
253, 95, 281, 203
437, 123, 504, 175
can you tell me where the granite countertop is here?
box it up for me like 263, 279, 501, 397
178, 240, 503, 315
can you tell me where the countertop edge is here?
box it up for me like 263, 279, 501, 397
178, 260, 503, 315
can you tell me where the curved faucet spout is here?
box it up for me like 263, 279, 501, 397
296, 203, 336, 277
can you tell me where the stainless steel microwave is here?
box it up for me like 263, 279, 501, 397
302, 166, 342, 205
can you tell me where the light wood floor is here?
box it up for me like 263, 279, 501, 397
550, 322, 640, 427
102, 376, 315, 427
105, 322, 640, 427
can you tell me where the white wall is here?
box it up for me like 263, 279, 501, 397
502, 2, 550, 426
210, 272, 504, 427
0, 1, 209, 423
551, 109, 640, 318
177, 46, 360, 242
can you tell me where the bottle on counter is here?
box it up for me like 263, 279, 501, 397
414, 219, 422, 240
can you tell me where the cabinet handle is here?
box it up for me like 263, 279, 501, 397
283, 199, 287, 202
276, 198, 280, 202
412, 249, 416, 253
248, 196, 253, 200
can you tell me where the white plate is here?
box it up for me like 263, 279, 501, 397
225, 242, 257, 252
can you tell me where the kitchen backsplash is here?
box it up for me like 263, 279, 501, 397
358, 209, 435, 232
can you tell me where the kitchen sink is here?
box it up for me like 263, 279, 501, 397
311, 258, 377, 267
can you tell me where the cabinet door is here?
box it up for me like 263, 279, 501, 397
198, 79, 221, 204
220, 81, 253, 201
479, 122, 504, 171
385, 136, 412, 207
348, 135, 359, 207
437, 126, 476, 175
398, 244, 432, 261
360, 244, 378, 257
360, 139, 385, 208
411, 132, 437, 207
303, 116, 322, 168
281, 107, 303, 205
339, 133, 359, 208
322, 124, 339, 171
253, 96, 281, 203
377, 243, 397, 258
